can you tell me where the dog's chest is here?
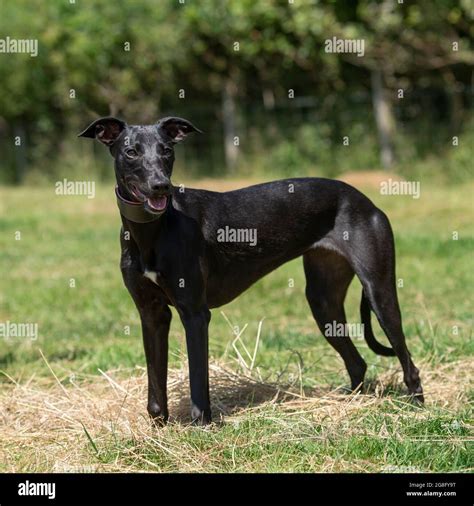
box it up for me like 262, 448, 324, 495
143, 269, 160, 285
140, 248, 164, 286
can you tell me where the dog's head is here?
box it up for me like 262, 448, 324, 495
79, 116, 201, 214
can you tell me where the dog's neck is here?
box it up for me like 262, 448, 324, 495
117, 183, 171, 270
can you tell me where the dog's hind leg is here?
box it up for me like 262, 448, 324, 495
361, 282, 423, 402
343, 209, 424, 402
303, 248, 367, 391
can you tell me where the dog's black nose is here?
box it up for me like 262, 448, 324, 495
150, 182, 170, 194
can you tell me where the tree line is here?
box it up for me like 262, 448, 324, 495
0, 0, 472, 183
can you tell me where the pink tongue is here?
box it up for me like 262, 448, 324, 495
147, 195, 168, 211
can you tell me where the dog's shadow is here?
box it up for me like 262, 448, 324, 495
169, 373, 309, 424
168, 369, 410, 425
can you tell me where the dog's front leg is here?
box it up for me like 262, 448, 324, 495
140, 305, 172, 425
179, 307, 212, 425
123, 278, 171, 425
121, 248, 171, 425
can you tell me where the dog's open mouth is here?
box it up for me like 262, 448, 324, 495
129, 184, 169, 213
146, 195, 168, 212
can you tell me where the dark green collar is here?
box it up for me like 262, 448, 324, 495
115, 186, 165, 223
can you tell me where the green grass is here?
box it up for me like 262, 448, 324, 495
0, 180, 472, 472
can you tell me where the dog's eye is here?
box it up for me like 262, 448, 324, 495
125, 148, 138, 158
163, 147, 173, 157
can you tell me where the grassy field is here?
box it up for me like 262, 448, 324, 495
0, 176, 472, 472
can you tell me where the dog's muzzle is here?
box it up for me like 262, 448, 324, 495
115, 186, 167, 223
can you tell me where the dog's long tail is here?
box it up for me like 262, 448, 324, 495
360, 290, 396, 356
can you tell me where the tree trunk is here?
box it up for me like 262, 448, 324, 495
442, 68, 463, 130
222, 77, 238, 172
262, 88, 275, 110
371, 68, 395, 170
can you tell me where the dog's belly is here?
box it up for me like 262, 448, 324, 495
204, 244, 312, 308
205, 271, 272, 308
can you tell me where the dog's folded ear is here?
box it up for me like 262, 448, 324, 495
158, 117, 202, 143
78, 117, 127, 146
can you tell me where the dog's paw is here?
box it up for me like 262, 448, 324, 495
191, 404, 212, 426
409, 390, 425, 407
148, 404, 169, 427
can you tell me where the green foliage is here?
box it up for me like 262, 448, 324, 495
264, 123, 333, 177
0, 0, 472, 182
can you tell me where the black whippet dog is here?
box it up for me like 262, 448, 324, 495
79, 116, 424, 425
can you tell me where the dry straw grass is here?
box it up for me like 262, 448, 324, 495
1, 357, 472, 472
